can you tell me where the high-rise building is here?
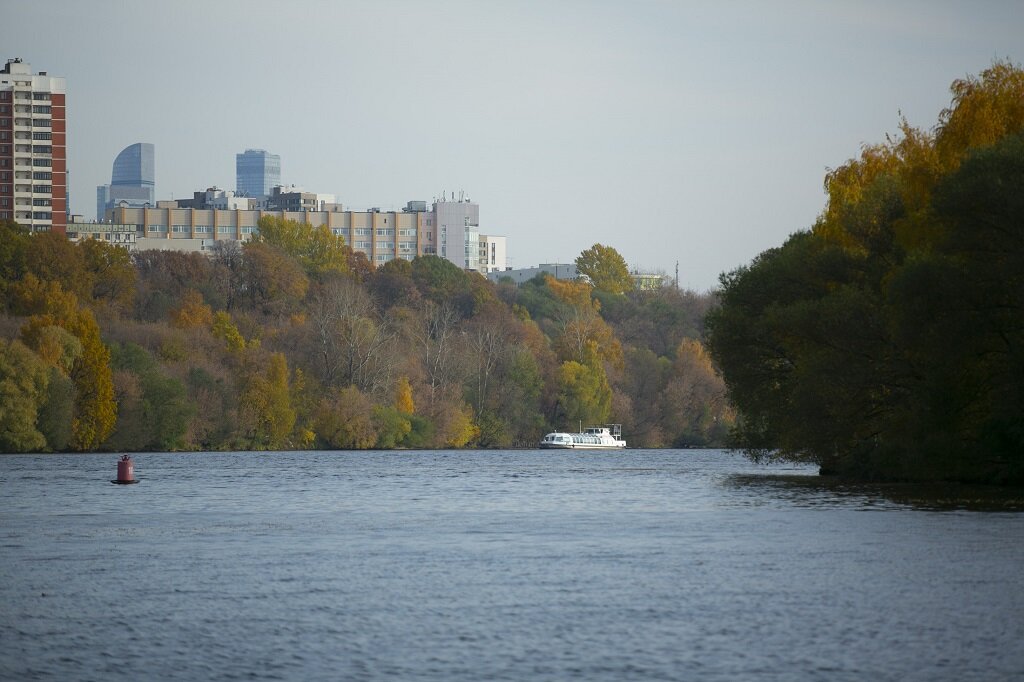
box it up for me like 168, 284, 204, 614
236, 149, 280, 198
0, 58, 67, 233
434, 194, 481, 271
96, 142, 155, 220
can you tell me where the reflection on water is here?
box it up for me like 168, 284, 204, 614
725, 473, 1024, 511
2, 449, 1023, 681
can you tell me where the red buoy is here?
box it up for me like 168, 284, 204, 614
112, 455, 138, 484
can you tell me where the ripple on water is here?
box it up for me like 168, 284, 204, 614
1, 449, 1022, 681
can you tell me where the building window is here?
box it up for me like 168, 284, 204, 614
32, 145, 51, 154
32, 171, 50, 180
32, 198, 51, 206
32, 159, 51, 167
217, 225, 233, 234
32, 132, 51, 140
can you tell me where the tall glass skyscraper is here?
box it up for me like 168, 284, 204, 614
236, 149, 280, 198
96, 142, 155, 220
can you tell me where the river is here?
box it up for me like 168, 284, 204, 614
1, 449, 1022, 680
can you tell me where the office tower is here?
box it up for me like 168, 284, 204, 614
0, 58, 67, 233
96, 142, 155, 220
236, 148, 280, 198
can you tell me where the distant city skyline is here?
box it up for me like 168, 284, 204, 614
4, 1, 1023, 289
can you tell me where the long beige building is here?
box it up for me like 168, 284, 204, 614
80, 196, 509, 274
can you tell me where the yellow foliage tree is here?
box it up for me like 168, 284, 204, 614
65, 308, 116, 450
14, 279, 115, 450
395, 376, 415, 414
937, 60, 1024, 168
444, 403, 479, 448
237, 353, 295, 450
211, 311, 246, 352
817, 59, 1024, 254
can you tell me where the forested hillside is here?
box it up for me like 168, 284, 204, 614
707, 62, 1024, 484
0, 217, 729, 452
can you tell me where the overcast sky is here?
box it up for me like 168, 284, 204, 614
4, 0, 1022, 289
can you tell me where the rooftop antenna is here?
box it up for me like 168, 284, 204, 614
675, 261, 680, 290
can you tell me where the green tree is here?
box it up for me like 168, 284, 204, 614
373, 405, 412, 448
0, 339, 51, 452
0, 219, 30, 304
107, 343, 195, 451
575, 243, 633, 295
37, 368, 74, 451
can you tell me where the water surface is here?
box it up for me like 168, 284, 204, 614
2, 449, 1022, 680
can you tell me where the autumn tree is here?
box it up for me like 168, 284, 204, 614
211, 311, 246, 353
80, 238, 137, 312
239, 241, 309, 316
169, 290, 214, 329
395, 376, 415, 414
659, 339, 733, 447
237, 352, 296, 450
547, 275, 623, 369
575, 243, 633, 295
555, 349, 613, 429
250, 216, 349, 279
305, 276, 396, 394
314, 385, 377, 449
707, 61, 1024, 483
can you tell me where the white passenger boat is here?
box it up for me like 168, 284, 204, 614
539, 424, 626, 449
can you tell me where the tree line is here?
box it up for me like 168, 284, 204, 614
0, 216, 730, 453
706, 61, 1024, 484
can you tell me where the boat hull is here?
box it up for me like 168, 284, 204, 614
538, 442, 625, 449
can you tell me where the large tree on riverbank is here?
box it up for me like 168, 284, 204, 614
706, 61, 1024, 484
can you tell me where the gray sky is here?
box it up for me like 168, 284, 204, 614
4, 0, 1022, 290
